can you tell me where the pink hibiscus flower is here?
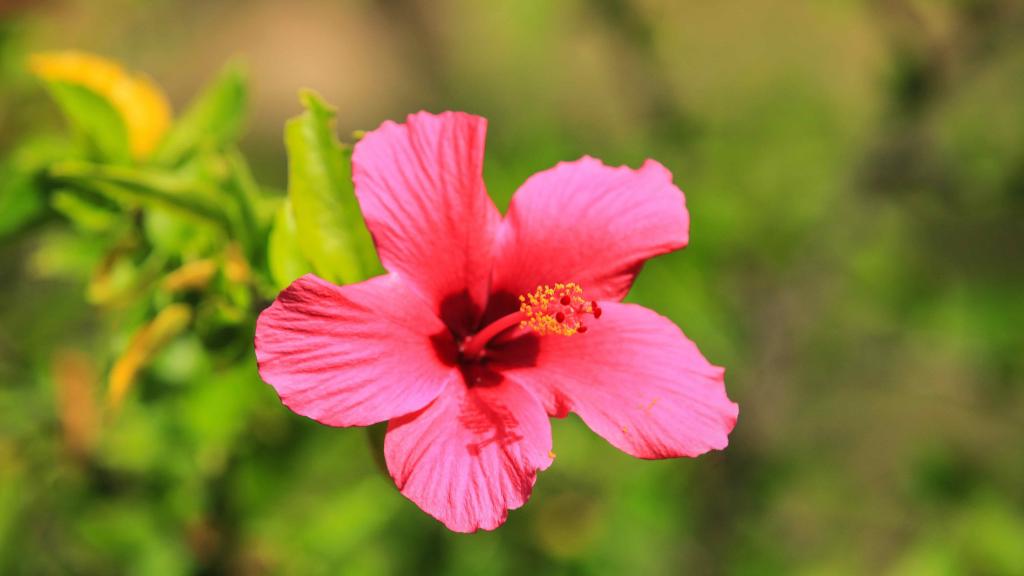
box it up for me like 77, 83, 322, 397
255, 111, 738, 532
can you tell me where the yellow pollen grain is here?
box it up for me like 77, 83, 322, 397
518, 282, 595, 337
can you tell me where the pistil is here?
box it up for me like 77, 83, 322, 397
460, 311, 526, 359
460, 282, 602, 360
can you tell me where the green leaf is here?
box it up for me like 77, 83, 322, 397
48, 160, 229, 229
267, 198, 313, 290
222, 149, 263, 262
50, 188, 120, 233
284, 90, 379, 285
42, 81, 131, 163
0, 135, 76, 238
142, 207, 214, 257
28, 229, 106, 281
154, 61, 248, 166
0, 166, 44, 237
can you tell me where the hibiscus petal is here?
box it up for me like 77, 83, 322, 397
351, 111, 500, 334
499, 302, 737, 459
385, 376, 553, 532
488, 157, 688, 314
255, 274, 456, 427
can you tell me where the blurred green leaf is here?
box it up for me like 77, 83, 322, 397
143, 207, 207, 256
934, 50, 1024, 203
154, 61, 248, 166
222, 149, 263, 262
0, 164, 45, 237
0, 135, 75, 238
88, 249, 168, 307
49, 160, 229, 228
74, 499, 192, 576
0, 447, 26, 562
41, 80, 131, 163
267, 198, 312, 289
28, 228, 107, 280
958, 495, 1024, 575
108, 303, 193, 410
177, 362, 262, 476
51, 188, 120, 232
284, 90, 378, 285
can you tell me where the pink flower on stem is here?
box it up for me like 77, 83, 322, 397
255, 111, 738, 532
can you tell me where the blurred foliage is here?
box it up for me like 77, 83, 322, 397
1, 0, 1023, 574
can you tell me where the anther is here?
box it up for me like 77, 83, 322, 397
461, 282, 604, 358
518, 282, 601, 337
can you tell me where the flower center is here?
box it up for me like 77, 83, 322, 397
460, 282, 601, 360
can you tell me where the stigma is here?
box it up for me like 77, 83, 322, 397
459, 282, 601, 360
519, 282, 601, 336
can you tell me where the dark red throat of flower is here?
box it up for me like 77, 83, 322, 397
460, 282, 601, 360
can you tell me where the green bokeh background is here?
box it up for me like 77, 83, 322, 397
2, 0, 1023, 574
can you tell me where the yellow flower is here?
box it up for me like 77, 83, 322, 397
29, 51, 171, 159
